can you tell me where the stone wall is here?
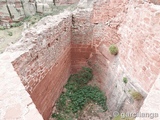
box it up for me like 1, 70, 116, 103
0, 53, 43, 120
6, 11, 72, 120
71, 7, 94, 72
136, 75, 160, 120
93, 0, 160, 114
75, 0, 131, 113
90, 0, 160, 114
0, 0, 160, 119
71, 0, 160, 115
118, 1, 160, 92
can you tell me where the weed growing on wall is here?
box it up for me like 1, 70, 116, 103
52, 67, 107, 120
129, 90, 143, 101
109, 44, 118, 55
123, 77, 128, 84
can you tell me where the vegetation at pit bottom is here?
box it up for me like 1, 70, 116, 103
52, 67, 108, 120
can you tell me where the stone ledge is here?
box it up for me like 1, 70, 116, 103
136, 75, 160, 120
0, 54, 43, 120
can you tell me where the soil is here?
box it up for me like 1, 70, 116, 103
49, 76, 144, 120
49, 102, 112, 120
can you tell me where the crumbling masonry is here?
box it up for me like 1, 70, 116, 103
0, 0, 160, 120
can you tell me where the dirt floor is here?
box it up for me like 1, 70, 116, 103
49, 102, 111, 120
49, 95, 142, 120
49, 76, 144, 120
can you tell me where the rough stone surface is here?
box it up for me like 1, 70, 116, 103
71, 7, 94, 72
71, 0, 160, 116
118, 2, 160, 92
6, 11, 72, 120
0, 0, 160, 120
136, 75, 160, 120
0, 53, 43, 120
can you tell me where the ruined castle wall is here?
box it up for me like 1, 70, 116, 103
0, 53, 43, 120
71, 8, 94, 72
88, 0, 130, 112
90, 0, 160, 113
70, 0, 137, 113
6, 11, 72, 120
136, 75, 160, 120
71, 0, 160, 114
0, 0, 160, 119
118, 2, 160, 92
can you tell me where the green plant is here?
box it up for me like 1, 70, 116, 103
65, 67, 93, 92
52, 113, 65, 120
52, 67, 107, 120
123, 77, 128, 84
24, 16, 31, 21
75, 67, 93, 85
7, 31, 13, 36
0, 26, 5, 30
113, 115, 134, 120
11, 22, 22, 27
109, 44, 118, 55
70, 86, 107, 113
129, 90, 143, 100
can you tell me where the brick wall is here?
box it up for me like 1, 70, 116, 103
0, 0, 160, 119
118, 2, 160, 92
8, 11, 72, 120
0, 53, 43, 120
71, 0, 160, 114
71, 8, 94, 72
87, 0, 130, 112
90, 0, 160, 114
31, 45, 71, 119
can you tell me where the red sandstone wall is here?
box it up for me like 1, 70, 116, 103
31, 45, 71, 119
89, 0, 160, 93
87, 0, 127, 79
89, 0, 130, 112
71, 9, 94, 72
4, 0, 160, 119
10, 12, 72, 120
92, 0, 127, 46
89, 0, 160, 113
118, 2, 160, 92
72, 0, 160, 113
